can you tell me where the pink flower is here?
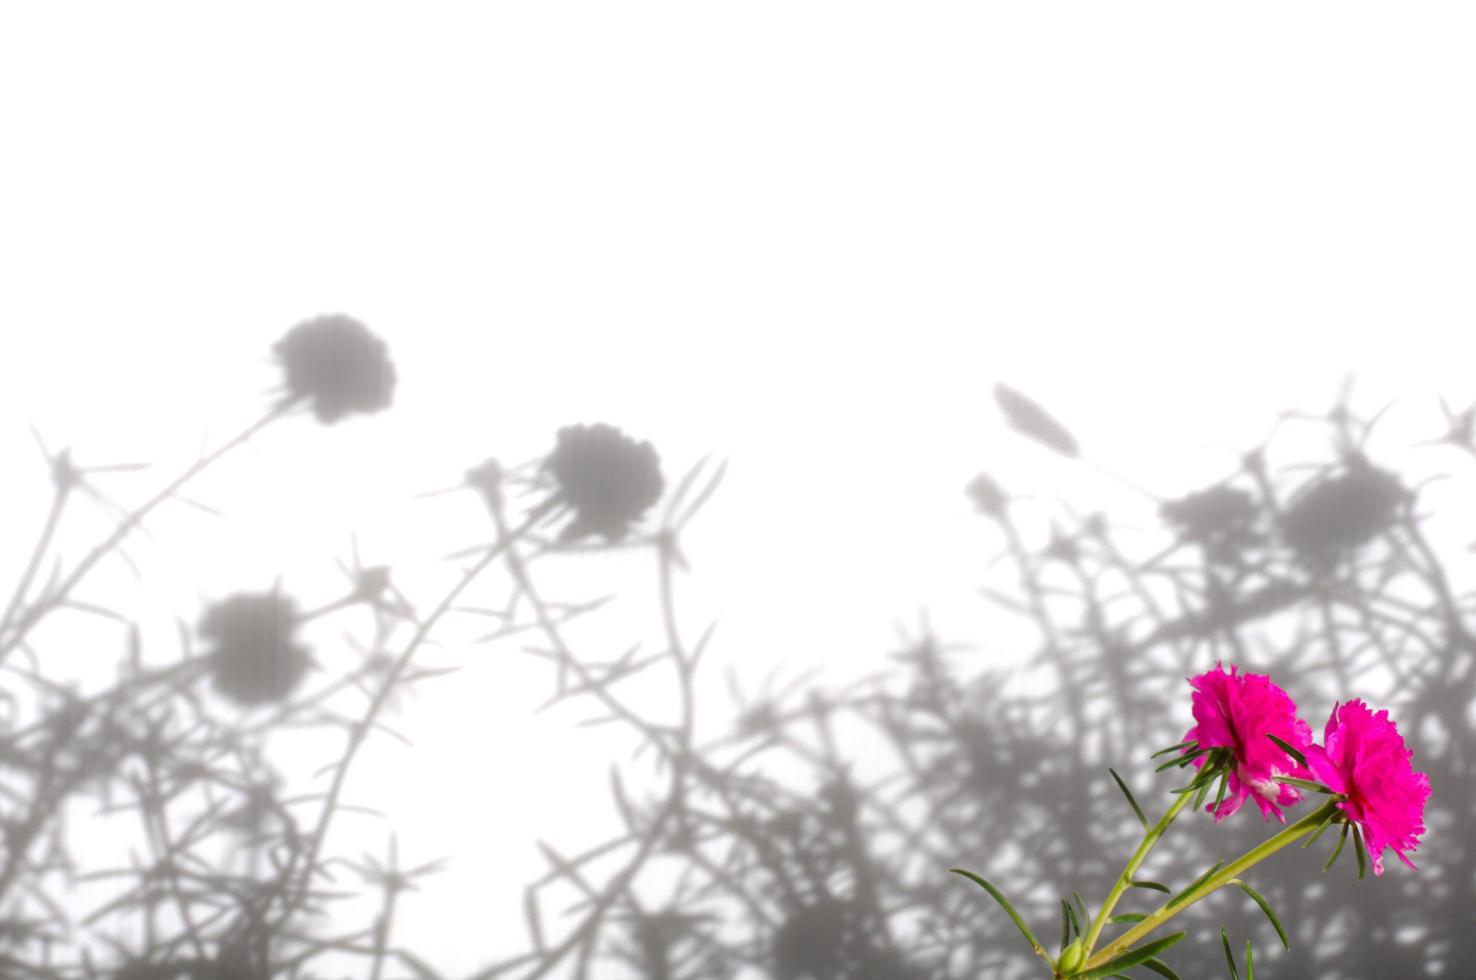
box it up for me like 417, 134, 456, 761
1305, 699, 1431, 875
1183, 664, 1314, 823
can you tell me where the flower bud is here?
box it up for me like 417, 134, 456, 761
1057, 939, 1085, 975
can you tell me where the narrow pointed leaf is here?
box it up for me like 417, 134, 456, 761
949, 869, 1046, 957
1109, 768, 1148, 831
1079, 932, 1187, 978
1212, 771, 1230, 813
1171, 764, 1219, 794
1151, 739, 1198, 760
1193, 772, 1216, 810
1304, 808, 1340, 848
1235, 880, 1290, 950
1168, 861, 1224, 910
1324, 822, 1350, 870
1221, 928, 1240, 980
1109, 913, 1147, 924
1062, 898, 1080, 945
1143, 958, 1183, 979
1130, 879, 1170, 893
1073, 891, 1093, 936
995, 383, 1081, 457
1157, 747, 1210, 772
1353, 824, 1369, 880
1245, 940, 1255, 980
1265, 733, 1308, 769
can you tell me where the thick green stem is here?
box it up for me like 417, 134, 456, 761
1081, 789, 1195, 957
1083, 798, 1341, 972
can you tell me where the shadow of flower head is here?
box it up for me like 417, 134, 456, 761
544, 424, 663, 542
1160, 485, 1259, 543
198, 592, 310, 706
1281, 455, 1405, 566
272, 314, 396, 423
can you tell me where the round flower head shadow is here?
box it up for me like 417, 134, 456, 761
1305, 698, 1430, 875
544, 424, 663, 542
199, 592, 311, 706
273, 314, 396, 423
1281, 455, 1405, 567
1183, 663, 1313, 823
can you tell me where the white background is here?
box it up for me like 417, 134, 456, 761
2, 3, 1474, 973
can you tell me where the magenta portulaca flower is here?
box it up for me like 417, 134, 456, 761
1184, 663, 1313, 823
1305, 699, 1431, 875
954, 666, 1436, 977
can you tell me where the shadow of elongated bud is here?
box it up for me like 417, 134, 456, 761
994, 383, 1080, 457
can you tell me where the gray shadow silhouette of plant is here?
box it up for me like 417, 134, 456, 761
1, 346, 1468, 980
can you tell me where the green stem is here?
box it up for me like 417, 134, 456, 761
1081, 789, 1195, 957
1083, 798, 1341, 972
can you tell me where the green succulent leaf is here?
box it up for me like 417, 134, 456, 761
1158, 747, 1211, 772
1108, 913, 1147, 924
1172, 763, 1222, 795
1078, 932, 1187, 978
1265, 733, 1308, 769
1235, 880, 1289, 950
1151, 739, 1197, 759
1303, 807, 1341, 849
1143, 958, 1183, 979
1168, 861, 1225, 910
1211, 770, 1229, 813
1221, 928, 1240, 980
1193, 770, 1218, 810
1109, 768, 1148, 831
1323, 822, 1350, 871
1273, 775, 1332, 794
1062, 898, 1081, 946
1073, 891, 1093, 936
948, 869, 1046, 959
